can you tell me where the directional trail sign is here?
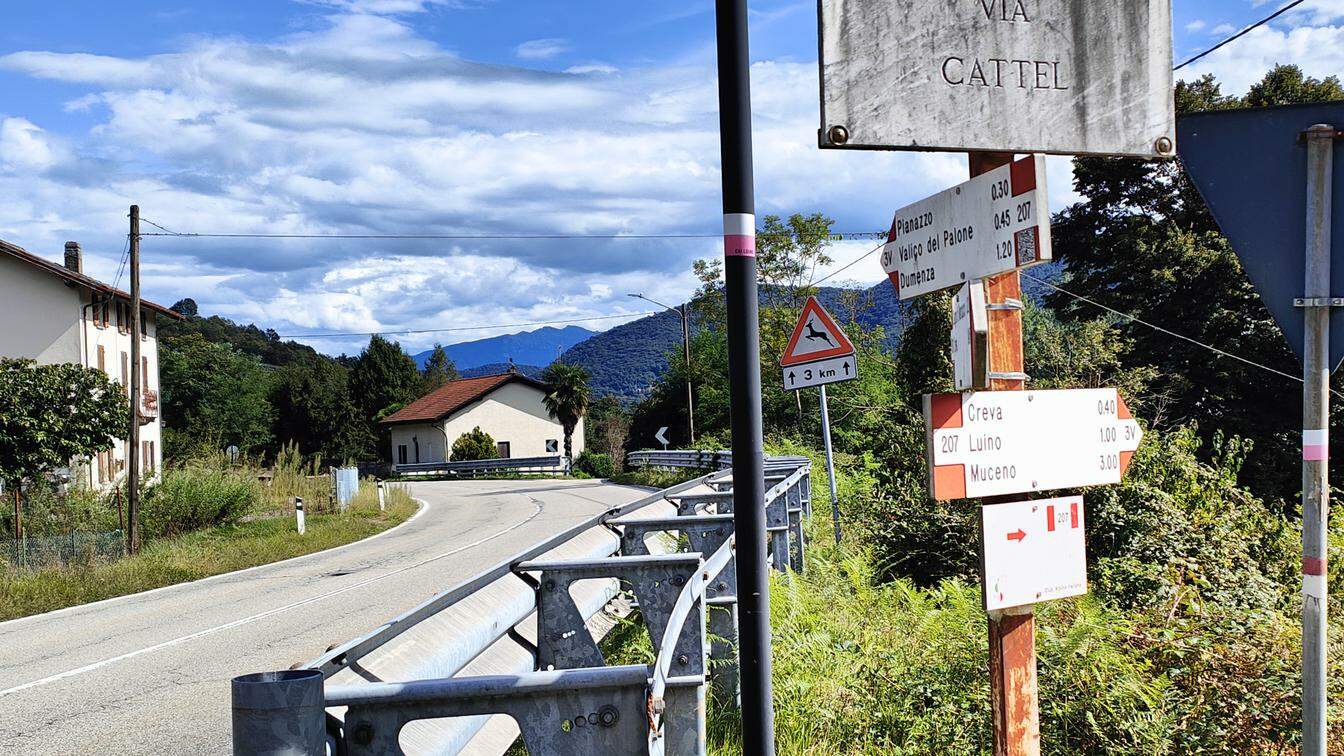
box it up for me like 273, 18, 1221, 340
818, 0, 1174, 157
881, 155, 1051, 300
952, 281, 989, 391
980, 495, 1088, 612
1179, 102, 1344, 369
780, 296, 858, 390
924, 388, 1143, 500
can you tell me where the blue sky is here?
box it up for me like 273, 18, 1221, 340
0, 0, 1340, 356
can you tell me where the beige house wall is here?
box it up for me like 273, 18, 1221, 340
0, 253, 165, 487
390, 381, 582, 464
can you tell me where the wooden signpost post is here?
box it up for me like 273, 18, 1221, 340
818, 0, 1172, 751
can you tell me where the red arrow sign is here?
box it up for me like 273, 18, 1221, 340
1006, 529, 1026, 542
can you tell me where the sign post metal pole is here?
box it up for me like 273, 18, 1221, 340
714, 0, 775, 751
1301, 123, 1334, 756
818, 384, 842, 544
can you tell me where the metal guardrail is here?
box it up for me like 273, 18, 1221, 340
393, 456, 568, 478
627, 449, 812, 475
232, 452, 813, 755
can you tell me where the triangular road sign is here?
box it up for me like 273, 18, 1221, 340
781, 296, 854, 366
1179, 101, 1344, 369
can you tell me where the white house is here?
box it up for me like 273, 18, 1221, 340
0, 238, 183, 488
381, 371, 582, 468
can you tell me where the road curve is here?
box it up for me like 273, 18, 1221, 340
0, 478, 647, 755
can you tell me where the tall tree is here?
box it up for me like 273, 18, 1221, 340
0, 359, 129, 492
421, 344, 459, 392
1049, 65, 1344, 503
349, 335, 422, 420
541, 362, 591, 462
270, 360, 372, 462
159, 333, 273, 455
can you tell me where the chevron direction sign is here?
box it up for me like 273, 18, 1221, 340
880, 155, 1052, 300
923, 389, 1143, 500
980, 495, 1088, 612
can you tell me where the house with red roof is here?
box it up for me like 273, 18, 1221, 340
379, 369, 581, 469
0, 238, 185, 487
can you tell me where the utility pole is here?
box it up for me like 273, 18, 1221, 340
629, 293, 696, 444
715, 0, 774, 752
1300, 122, 1334, 756
128, 205, 142, 556
682, 302, 695, 444
969, 152, 1039, 756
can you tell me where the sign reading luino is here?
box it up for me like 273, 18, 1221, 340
818, 0, 1175, 157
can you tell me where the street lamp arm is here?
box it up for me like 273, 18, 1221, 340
627, 292, 678, 312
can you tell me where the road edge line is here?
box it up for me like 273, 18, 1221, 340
0, 497, 431, 630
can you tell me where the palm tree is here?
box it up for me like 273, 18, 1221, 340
540, 362, 591, 465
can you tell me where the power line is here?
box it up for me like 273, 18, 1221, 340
138, 217, 887, 242
280, 310, 663, 339
1174, 0, 1307, 71
813, 238, 885, 286
1020, 271, 1309, 388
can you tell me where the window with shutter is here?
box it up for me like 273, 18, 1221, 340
121, 352, 129, 395
97, 345, 106, 373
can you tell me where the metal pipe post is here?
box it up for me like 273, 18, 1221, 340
683, 302, 696, 444
818, 384, 841, 544
1301, 122, 1334, 756
714, 0, 775, 751
231, 669, 326, 755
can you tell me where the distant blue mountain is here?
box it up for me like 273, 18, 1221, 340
460, 362, 544, 379
412, 325, 595, 370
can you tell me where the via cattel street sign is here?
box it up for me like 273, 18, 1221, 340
881, 155, 1051, 300
1179, 101, 1344, 369
980, 495, 1088, 612
781, 296, 858, 390
817, 0, 1175, 157
952, 280, 990, 391
924, 388, 1143, 501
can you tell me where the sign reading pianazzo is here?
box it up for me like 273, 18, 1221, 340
923, 389, 1143, 500
818, 0, 1174, 157
882, 155, 1050, 300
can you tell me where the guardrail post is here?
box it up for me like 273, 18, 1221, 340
708, 600, 739, 709
765, 490, 789, 574
231, 669, 326, 755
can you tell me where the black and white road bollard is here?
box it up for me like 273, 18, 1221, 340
294, 497, 305, 535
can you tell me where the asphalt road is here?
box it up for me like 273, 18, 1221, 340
0, 478, 645, 755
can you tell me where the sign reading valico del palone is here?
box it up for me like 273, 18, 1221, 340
923, 388, 1143, 500
981, 495, 1088, 612
882, 155, 1051, 300
952, 281, 989, 391
818, 0, 1174, 157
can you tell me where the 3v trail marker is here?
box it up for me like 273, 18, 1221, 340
924, 389, 1143, 501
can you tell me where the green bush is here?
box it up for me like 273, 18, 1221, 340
141, 462, 260, 539
573, 451, 615, 478
451, 427, 497, 461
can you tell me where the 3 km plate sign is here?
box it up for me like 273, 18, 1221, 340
881, 155, 1051, 300
924, 389, 1143, 500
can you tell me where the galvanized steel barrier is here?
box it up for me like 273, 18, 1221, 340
232, 453, 812, 755
393, 455, 568, 478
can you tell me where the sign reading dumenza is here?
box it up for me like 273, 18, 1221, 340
818, 0, 1174, 157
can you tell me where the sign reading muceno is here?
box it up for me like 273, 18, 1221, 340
881, 155, 1051, 300
818, 0, 1174, 157
923, 388, 1144, 500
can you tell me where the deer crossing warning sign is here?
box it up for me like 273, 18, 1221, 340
780, 296, 857, 390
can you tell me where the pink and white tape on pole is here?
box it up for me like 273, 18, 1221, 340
1303, 428, 1328, 461
724, 213, 755, 258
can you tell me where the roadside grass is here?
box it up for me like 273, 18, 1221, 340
608, 468, 711, 489
0, 492, 417, 622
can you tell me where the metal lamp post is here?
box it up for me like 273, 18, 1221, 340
629, 293, 695, 444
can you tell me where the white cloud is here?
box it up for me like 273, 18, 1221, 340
0, 118, 61, 172
515, 38, 570, 61
1181, 22, 1344, 94
1185, 19, 1207, 32
1210, 23, 1237, 35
